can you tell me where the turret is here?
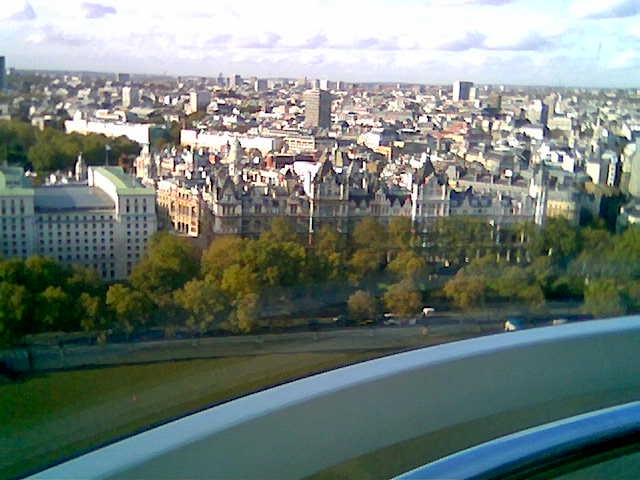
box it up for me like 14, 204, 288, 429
75, 152, 87, 182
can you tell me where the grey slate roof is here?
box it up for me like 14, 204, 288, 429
34, 185, 114, 212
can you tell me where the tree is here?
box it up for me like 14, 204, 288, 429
529, 218, 581, 266
66, 265, 103, 297
0, 258, 27, 284
261, 217, 299, 244
584, 279, 626, 318
529, 255, 557, 296
221, 264, 260, 300
77, 293, 104, 332
443, 273, 488, 311
388, 217, 413, 251
24, 255, 69, 292
201, 236, 245, 280
315, 225, 347, 280
352, 217, 387, 252
610, 227, 640, 280
348, 248, 385, 284
0, 119, 37, 166
432, 217, 494, 266
240, 238, 307, 289
383, 281, 422, 317
175, 279, 229, 333
36, 286, 73, 331
387, 250, 428, 283
27, 128, 78, 172
493, 266, 544, 307
130, 232, 200, 307
230, 293, 260, 333
106, 284, 153, 335
0, 282, 30, 346
347, 290, 377, 321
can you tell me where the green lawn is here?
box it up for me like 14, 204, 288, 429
0, 351, 385, 479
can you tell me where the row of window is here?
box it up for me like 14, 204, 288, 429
39, 213, 112, 221
40, 231, 112, 238
0, 248, 28, 256
1, 218, 26, 224
39, 222, 111, 230
40, 244, 114, 252
1, 233, 27, 241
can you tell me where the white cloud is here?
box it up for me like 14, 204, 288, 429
0, 0, 636, 86
82, 2, 116, 19
425, 0, 514, 5
26, 25, 89, 45
609, 49, 638, 68
570, 0, 640, 19
0, 1, 35, 21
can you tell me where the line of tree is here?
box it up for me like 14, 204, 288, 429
0, 119, 140, 174
2, 215, 640, 347
442, 219, 640, 318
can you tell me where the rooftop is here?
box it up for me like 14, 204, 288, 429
34, 185, 114, 212
91, 166, 155, 196
0, 166, 35, 197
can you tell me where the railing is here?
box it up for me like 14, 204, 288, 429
29, 316, 640, 480
395, 401, 640, 479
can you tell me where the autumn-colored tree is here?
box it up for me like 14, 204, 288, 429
106, 284, 153, 335
388, 216, 413, 251
175, 279, 229, 333
230, 293, 260, 333
201, 236, 245, 280
443, 274, 488, 311
383, 281, 422, 317
347, 290, 378, 321
387, 250, 428, 283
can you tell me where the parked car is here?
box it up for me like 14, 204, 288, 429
504, 318, 524, 331
422, 307, 436, 317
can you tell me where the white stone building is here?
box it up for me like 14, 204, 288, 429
0, 166, 157, 280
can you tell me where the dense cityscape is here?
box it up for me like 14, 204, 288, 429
2, 0, 640, 475
1, 58, 640, 348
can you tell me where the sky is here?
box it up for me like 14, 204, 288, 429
1, 0, 640, 87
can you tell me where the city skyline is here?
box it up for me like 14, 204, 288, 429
1, 0, 640, 88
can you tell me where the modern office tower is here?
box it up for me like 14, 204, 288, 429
303, 89, 332, 129
122, 86, 139, 108
452, 80, 473, 102
229, 74, 242, 89
0, 165, 157, 279
189, 90, 212, 113
319, 79, 332, 90
0, 56, 6, 90
254, 79, 268, 92
117, 72, 130, 83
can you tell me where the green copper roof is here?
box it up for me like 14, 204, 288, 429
0, 166, 35, 197
92, 166, 155, 196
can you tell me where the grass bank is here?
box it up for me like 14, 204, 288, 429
0, 351, 386, 479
